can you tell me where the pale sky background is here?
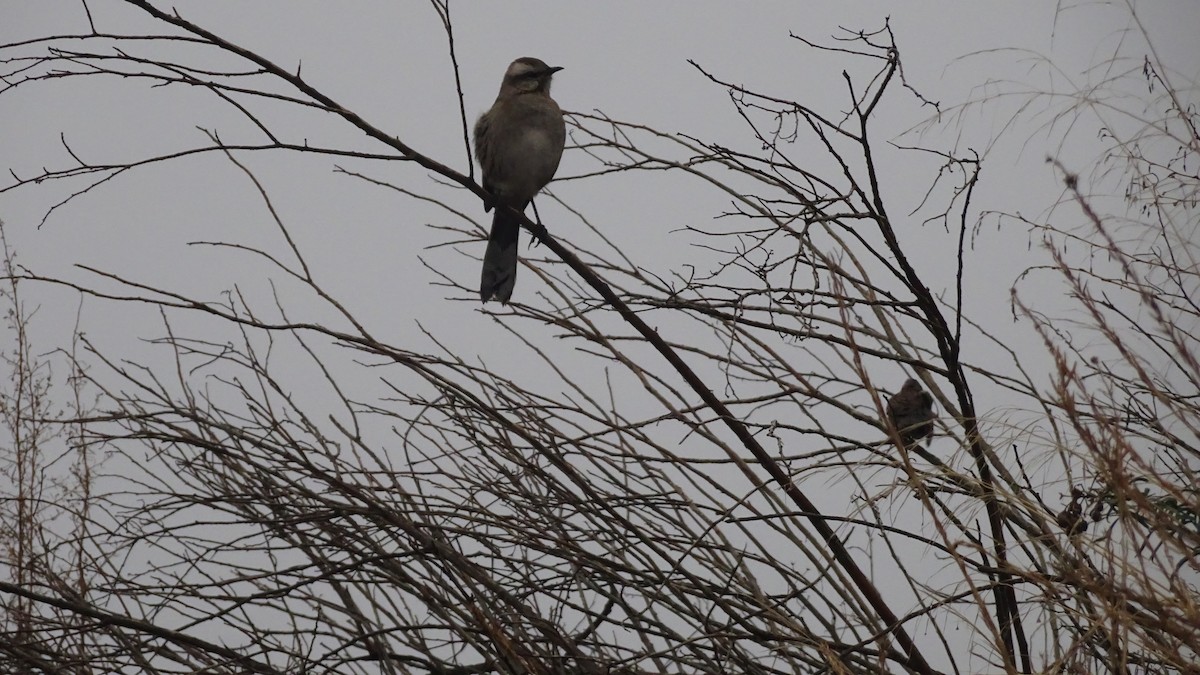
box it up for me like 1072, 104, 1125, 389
4, 2, 1196, 361
2, 0, 1193, 447
2, 2, 1198, 670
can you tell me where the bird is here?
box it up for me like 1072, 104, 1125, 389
886, 378, 936, 447
474, 57, 566, 303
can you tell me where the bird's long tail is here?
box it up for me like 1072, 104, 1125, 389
480, 206, 522, 303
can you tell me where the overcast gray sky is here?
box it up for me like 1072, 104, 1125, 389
5, 2, 1197, 347
3, 3, 1197, 495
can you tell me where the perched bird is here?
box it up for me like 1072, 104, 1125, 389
886, 378, 936, 447
474, 57, 566, 303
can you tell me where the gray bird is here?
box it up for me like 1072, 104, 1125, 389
886, 378, 936, 447
474, 57, 566, 303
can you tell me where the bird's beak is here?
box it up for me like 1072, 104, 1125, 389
547, 66, 564, 75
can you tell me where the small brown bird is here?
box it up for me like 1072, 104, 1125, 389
474, 57, 566, 303
886, 378, 936, 447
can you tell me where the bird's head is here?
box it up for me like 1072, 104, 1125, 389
502, 57, 564, 95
